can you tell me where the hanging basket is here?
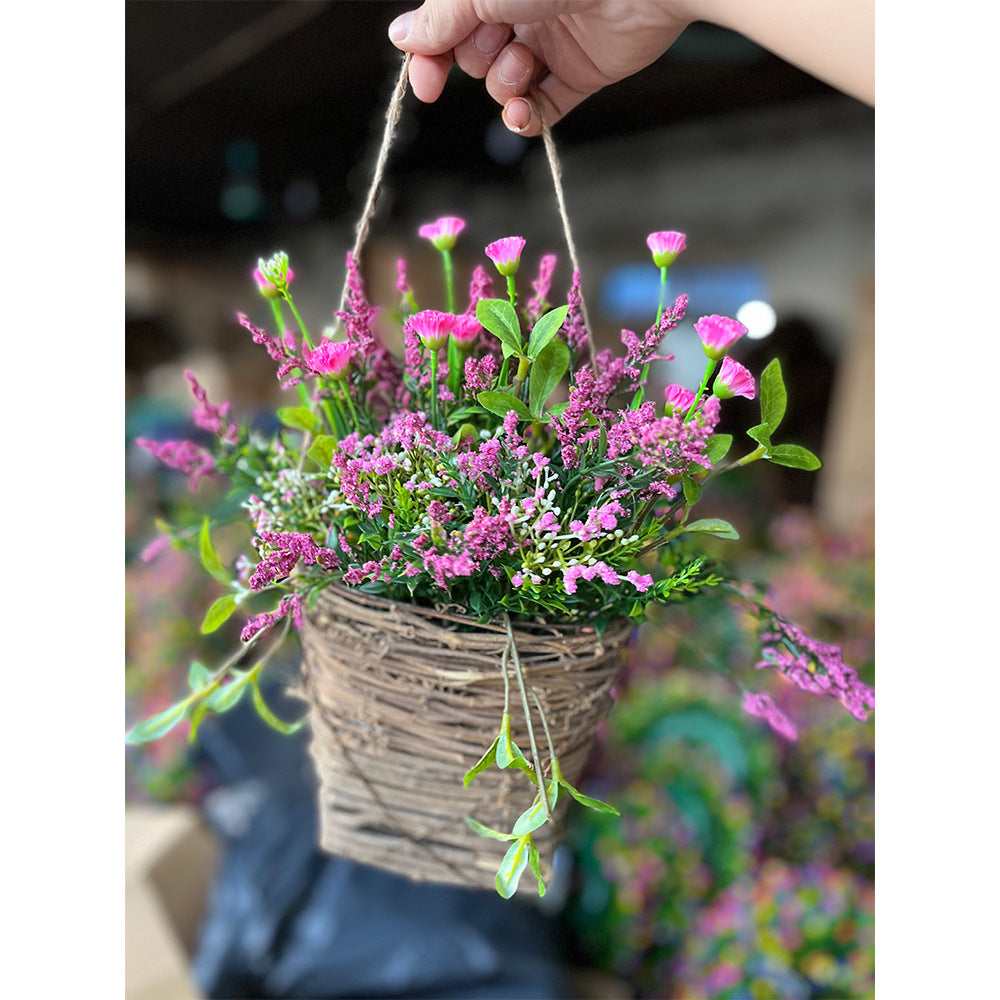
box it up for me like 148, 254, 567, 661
299, 584, 634, 893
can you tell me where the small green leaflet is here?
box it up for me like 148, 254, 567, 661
511, 780, 560, 836
463, 736, 499, 786
199, 519, 231, 585
306, 434, 337, 470
464, 816, 517, 842
681, 518, 740, 540
759, 358, 787, 434
526, 304, 569, 360
705, 434, 733, 465
125, 700, 188, 745
476, 299, 522, 357
200, 593, 238, 634
477, 391, 532, 421
527, 840, 547, 896
528, 338, 570, 417
276, 405, 323, 434
767, 444, 821, 470
250, 677, 304, 735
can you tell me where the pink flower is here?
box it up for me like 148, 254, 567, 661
741, 690, 798, 741
451, 313, 481, 350
407, 309, 457, 351
713, 356, 756, 400
304, 338, 354, 379
485, 236, 526, 277
646, 230, 686, 268
694, 314, 747, 360
664, 383, 696, 414
419, 216, 466, 251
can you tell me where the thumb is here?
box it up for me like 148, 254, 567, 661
389, 1, 488, 56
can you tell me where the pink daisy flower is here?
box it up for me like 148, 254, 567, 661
694, 314, 748, 361
419, 216, 466, 251
664, 383, 696, 414
304, 339, 354, 379
451, 313, 481, 350
407, 309, 457, 351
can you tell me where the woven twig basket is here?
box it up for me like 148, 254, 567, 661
299, 584, 634, 893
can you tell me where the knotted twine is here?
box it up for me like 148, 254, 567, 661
303, 53, 621, 893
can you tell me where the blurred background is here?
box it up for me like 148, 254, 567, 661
125, 2, 874, 998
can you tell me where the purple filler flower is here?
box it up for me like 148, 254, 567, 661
485, 236, 526, 277
713, 356, 756, 400
407, 309, 457, 351
646, 230, 686, 268
742, 690, 799, 741
419, 216, 466, 251
304, 339, 354, 379
694, 314, 747, 361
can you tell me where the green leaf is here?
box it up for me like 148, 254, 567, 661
759, 358, 787, 434
206, 670, 255, 712
682, 475, 702, 507
306, 434, 337, 470
526, 304, 569, 360
528, 337, 570, 417
496, 713, 536, 780
125, 700, 189, 745
495, 835, 531, 898
767, 444, 822, 470
527, 840, 547, 897
464, 816, 518, 842
705, 433, 733, 465
187, 660, 212, 692
682, 518, 740, 540
477, 391, 532, 421
250, 678, 305, 735
558, 778, 621, 816
511, 780, 560, 836
200, 593, 238, 634
476, 298, 522, 357
463, 736, 499, 787
199, 518, 231, 585
277, 405, 322, 434
746, 422, 772, 449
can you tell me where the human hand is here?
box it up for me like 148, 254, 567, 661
387, 0, 695, 135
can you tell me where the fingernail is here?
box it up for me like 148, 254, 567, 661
388, 10, 413, 43
472, 22, 507, 55
497, 49, 530, 87
503, 97, 531, 133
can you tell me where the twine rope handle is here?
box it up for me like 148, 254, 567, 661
338, 52, 594, 364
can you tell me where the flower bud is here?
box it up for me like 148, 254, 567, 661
713, 356, 756, 400
485, 236, 526, 277
408, 309, 457, 351
664, 383, 696, 414
255, 252, 293, 298
646, 230, 686, 269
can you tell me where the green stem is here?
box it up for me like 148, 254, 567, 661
429, 351, 439, 428
284, 294, 314, 351
337, 380, 361, 434
684, 357, 718, 423
732, 444, 767, 468
656, 265, 667, 325
506, 274, 517, 308
504, 613, 552, 821
442, 248, 455, 314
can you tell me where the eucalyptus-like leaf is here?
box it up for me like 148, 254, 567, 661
681, 518, 740, 540
476, 299, 522, 356
528, 337, 570, 417
558, 778, 621, 816
463, 735, 499, 787
206, 671, 254, 712
495, 835, 532, 898
682, 475, 702, 507
477, 391, 532, 421
526, 304, 569, 360
511, 780, 560, 836
277, 405, 322, 434
705, 433, 733, 465
759, 358, 787, 434
199, 518, 231, 585
200, 593, 238, 634
125, 700, 189, 745
527, 840, 547, 897
767, 443, 822, 470
464, 816, 518, 842
250, 678, 304, 735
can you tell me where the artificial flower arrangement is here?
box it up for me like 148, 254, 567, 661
126, 217, 874, 898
